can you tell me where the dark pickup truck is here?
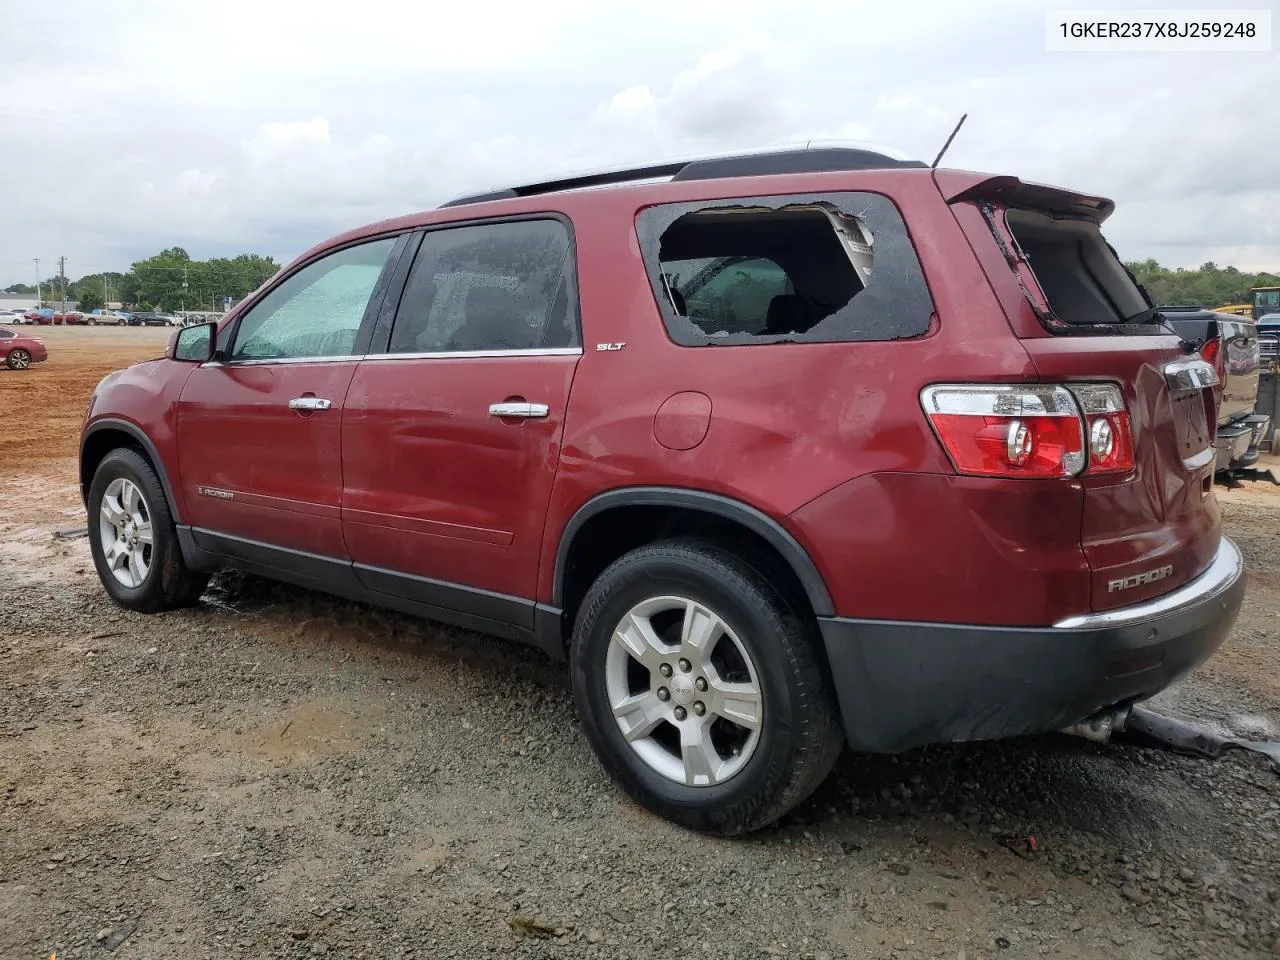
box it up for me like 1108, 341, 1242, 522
1160, 306, 1269, 479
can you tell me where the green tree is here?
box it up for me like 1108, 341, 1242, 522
77, 289, 106, 313
4, 283, 34, 295
122, 248, 279, 310
132, 247, 193, 312
1122, 260, 1280, 308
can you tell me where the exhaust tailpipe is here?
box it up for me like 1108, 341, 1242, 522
1060, 704, 1132, 744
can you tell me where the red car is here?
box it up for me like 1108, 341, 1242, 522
0, 327, 48, 369
78, 147, 1244, 835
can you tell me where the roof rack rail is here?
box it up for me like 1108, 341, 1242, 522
439, 146, 925, 208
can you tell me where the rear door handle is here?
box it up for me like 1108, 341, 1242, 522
489, 402, 549, 419
289, 396, 333, 412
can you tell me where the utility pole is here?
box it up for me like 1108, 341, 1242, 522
32, 258, 41, 307
57, 256, 68, 315
181, 263, 188, 317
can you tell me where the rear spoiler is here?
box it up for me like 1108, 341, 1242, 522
932, 170, 1115, 224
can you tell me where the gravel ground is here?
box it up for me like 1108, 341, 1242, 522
1, 335, 1278, 959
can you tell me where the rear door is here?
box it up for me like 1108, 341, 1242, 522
945, 183, 1222, 612
341, 217, 580, 621
176, 236, 401, 567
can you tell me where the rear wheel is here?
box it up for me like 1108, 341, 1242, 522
571, 539, 843, 835
6, 349, 31, 370
88, 448, 209, 612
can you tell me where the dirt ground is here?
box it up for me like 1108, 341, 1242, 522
1, 327, 1278, 960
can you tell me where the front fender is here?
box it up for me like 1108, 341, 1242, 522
80, 359, 196, 520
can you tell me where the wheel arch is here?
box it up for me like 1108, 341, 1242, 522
552, 487, 835, 629
80, 419, 183, 523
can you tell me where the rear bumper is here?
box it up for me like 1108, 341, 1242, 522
1216, 415, 1271, 470
817, 538, 1244, 754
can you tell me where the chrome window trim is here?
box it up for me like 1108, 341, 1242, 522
363, 347, 583, 361
1052, 538, 1242, 630
202, 347, 584, 368
203, 355, 365, 368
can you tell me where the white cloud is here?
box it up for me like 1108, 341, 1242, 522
0, 0, 1276, 280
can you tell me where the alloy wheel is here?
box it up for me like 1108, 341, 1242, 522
605, 595, 763, 787
98, 477, 153, 588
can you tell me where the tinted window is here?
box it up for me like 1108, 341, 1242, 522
232, 238, 396, 360
637, 193, 931, 346
388, 219, 575, 354
0, 329, 14, 339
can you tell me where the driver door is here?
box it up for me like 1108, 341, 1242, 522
176, 236, 400, 571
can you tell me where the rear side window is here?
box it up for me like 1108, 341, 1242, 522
636, 192, 932, 346
1003, 209, 1148, 326
0, 329, 14, 340
388, 219, 577, 354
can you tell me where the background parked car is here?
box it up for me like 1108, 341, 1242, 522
1160, 305, 1268, 477
88, 310, 129, 326
1258, 313, 1280, 366
0, 326, 48, 370
127, 312, 176, 327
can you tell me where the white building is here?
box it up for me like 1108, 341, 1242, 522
0, 293, 40, 312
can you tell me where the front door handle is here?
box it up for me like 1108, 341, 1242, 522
489, 402, 549, 419
289, 396, 333, 412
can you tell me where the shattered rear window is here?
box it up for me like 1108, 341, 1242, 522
636, 192, 932, 346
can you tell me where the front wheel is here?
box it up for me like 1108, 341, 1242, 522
88, 448, 209, 612
571, 539, 844, 835
6, 349, 31, 370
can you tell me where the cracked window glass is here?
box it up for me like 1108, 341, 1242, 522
638, 192, 932, 346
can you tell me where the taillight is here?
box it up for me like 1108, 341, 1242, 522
921, 383, 1134, 479
1199, 337, 1224, 383
921, 385, 1086, 478
1070, 383, 1134, 474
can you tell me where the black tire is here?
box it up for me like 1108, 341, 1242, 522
570, 538, 844, 835
6, 349, 31, 370
88, 448, 209, 613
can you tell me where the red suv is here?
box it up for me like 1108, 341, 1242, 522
80, 148, 1244, 835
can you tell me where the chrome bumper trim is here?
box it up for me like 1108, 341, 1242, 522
1053, 538, 1243, 630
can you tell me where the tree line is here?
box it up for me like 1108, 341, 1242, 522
4, 248, 280, 313
1125, 260, 1279, 309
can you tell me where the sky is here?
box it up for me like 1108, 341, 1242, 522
1, 0, 1277, 285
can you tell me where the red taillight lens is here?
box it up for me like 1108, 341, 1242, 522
921, 385, 1086, 478
922, 383, 1135, 479
1085, 411, 1134, 472
1070, 383, 1135, 474
1199, 337, 1223, 380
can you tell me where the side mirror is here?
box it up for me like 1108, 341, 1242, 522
169, 321, 216, 363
